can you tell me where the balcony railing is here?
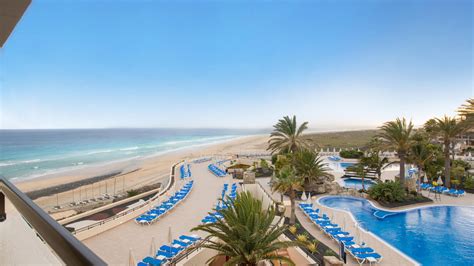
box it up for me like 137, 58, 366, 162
0, 176, 106, 265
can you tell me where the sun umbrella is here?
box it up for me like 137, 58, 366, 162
128, 249, 136, 266
149, 237, 156, 257
356, 223, 360, 243
168, 226, 173, 244
437, 176, 444, 185
307, 192, 312, 204
301, 190, 307, 201
424, 176, 428, 183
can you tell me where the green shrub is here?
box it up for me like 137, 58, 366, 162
289, 225, 298, 235
324, 249, 338, 257
271, 154, 278, 165
452, 159, 471, 170
127, 189, 140, 197
307, 241, 319, 254
368, 181, 406, 202
463, 176, 474, 189
339, 150, 364, 159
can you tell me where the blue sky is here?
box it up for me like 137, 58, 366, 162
1, 0, 472, 130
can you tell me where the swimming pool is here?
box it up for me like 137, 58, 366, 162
329, 162, 355, 171
319, 196, 474, 265
341, 178, 376, 190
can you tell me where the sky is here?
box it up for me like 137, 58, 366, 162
1, 0, 472, 130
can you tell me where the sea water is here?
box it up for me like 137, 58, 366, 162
0, 128, 261, 181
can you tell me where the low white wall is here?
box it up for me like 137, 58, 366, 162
176, 247, 218, 266
59, 188, 160, 225
66, 161, 183, 240
242, 183, 275, 210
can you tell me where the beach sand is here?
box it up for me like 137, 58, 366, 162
15, 135, 269, 212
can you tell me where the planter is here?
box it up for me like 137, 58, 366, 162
375, 195, 433, 208
284, 217, 340, 264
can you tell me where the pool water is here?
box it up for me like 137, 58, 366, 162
329, 162, 355, 171
319, 196, 474, 265
342, 178, 376, 190
340, 162, 355, 168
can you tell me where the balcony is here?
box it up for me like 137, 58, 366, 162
0, 177, 106, 265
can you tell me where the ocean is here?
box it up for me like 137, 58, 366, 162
0, 128, 263, 181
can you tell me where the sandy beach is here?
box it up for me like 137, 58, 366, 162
15, 135, 269, 212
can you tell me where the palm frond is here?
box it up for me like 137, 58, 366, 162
192, 191, 296, 265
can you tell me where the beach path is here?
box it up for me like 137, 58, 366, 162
83, 162, 234, 264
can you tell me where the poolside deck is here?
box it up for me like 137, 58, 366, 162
83, 163, 234, 264
258, 174, 474, 266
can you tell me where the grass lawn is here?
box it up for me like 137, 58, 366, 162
304, 129, 379, 149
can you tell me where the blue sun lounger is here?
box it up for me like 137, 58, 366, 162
334, 235, 354, 242
156, 250, 174, 259
350, 247, 375, 254
179, 235, 200, 242
173, 239, 192, 247
160, 245, 183, 255
353, 252, 383, 264
202, 216, 218, 223
142, 256, 163, 266
299, 203, 312, 208
327, 229, 350, 236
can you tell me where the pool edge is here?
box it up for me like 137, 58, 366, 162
316, 195, 422, 266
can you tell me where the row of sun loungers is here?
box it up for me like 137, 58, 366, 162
180, 164, 191, 179
135, 181, 194, 225
137, 183, 238, 265
299, 203, 383, 265
208, 164, 226, 177
216, 159, 230, 165
192, 157, 211, 164
201, 183, 237, 224
420, 183, 466, 197
137, 235, 202, 266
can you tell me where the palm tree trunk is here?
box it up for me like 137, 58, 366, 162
444, 141, 451, 188
289, 190, 296, 225
451, 142, 455, 161
362, 171, 365, 191
399, 152, 406, 187
417, 164, 423, 193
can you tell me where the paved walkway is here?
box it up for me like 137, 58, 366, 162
83, 163, 235, 265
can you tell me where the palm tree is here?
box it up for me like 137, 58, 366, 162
409, 133, 436, 192
268, 115, 310, 154
378, 118, 414, 187
292, 149, 333, 191
364, 151, 389, 180
271, 165, 303, 225
424, 116, 466, 187
347, 162, 369, 190
458, 98, 474, 124
192, 191, 297, 266
367, 137, 384, 152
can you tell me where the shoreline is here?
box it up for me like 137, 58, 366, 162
10, 134, 257, 185
14, 134, 266, 189
15, 134, 269, 211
